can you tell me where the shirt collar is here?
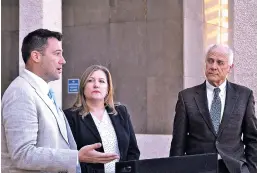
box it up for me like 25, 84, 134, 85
24, 69, 50, 95
206, 80, 227, 94
91, 110, 108, 125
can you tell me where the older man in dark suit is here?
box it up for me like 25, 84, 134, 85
169, 44, 257, 173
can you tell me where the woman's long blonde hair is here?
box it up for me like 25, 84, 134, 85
72, 65, 117, 116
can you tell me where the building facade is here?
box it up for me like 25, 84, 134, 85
2, 0, 257, 135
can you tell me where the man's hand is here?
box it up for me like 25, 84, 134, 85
78, 143, 119, 163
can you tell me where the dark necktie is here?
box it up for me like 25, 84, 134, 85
210, 87, 221, 133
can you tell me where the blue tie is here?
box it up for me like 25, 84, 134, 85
48, 88, 59, 113
210, 88, 221, 133
76, 164, 81, 173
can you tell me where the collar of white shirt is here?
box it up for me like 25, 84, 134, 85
91, 110, 109, 126
206, 80, 226, 95
24, 69, 50, 96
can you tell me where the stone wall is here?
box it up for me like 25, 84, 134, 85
233, 0, 257, 113
62, 0, 184, 134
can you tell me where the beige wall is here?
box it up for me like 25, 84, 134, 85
62, 0, 184, 134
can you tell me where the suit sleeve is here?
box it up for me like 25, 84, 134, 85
169, 91, 188, 156
243, 90, 257, 173
2, 88, 78, 173
123, 105, 140, 160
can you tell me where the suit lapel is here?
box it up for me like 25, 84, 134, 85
194, 82, 217, 136
82, 114, 102, 142
34, 87, 70, 145
217, 81, 239, 136
20, 71, 70, 145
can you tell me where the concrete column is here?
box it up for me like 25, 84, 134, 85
232, 0, 257, 113
183, 0, 205, 89
19, 0, 63, 106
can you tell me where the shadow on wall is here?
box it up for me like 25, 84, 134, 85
136, 134, 172, 160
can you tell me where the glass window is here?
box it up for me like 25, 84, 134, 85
204, 0, 229, 46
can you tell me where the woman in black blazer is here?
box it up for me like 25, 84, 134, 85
64, 65, 140, 173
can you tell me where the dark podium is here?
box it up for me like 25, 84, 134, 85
116, 153, 218, 173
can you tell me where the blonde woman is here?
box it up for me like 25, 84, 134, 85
64, 65, 140, 173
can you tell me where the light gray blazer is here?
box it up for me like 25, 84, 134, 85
1, 70, 78, 173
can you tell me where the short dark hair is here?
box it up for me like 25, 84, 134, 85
21, 28, 63, 64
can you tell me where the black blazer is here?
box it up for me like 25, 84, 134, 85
64, 104, 140, 173
169, 81, 257, 173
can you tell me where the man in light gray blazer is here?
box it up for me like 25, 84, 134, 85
1, 29, 119, 173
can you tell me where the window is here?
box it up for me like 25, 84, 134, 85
204, 0, 229, 46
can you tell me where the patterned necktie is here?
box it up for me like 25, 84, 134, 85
210, 87, 221, 133
48, 88, 59, 113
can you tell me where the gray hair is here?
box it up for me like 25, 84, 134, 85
205, 44, 234, 65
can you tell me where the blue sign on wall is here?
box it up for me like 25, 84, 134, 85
68, 79, 80, 94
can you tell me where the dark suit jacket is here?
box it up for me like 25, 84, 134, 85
64, 104, 140, 173
169, 81, 257, 173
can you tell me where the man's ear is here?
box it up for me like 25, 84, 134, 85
30, 50, 42, 63
228, 64, 234, 73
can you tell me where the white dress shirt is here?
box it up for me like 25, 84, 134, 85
91, 110, 120, 173
206, 80, 227, 160
206, 80, 227, 122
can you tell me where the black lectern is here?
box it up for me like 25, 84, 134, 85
116, 153, 218, 173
